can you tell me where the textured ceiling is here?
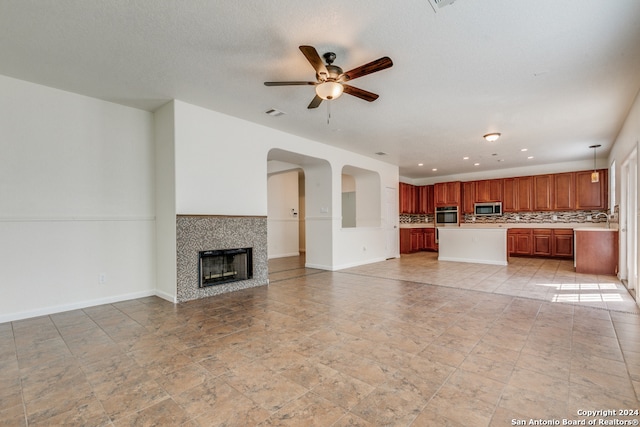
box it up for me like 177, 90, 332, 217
1, 0, 639, 180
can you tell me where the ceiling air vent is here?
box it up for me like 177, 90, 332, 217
428, 0, 456, 12
265, 108, 285, 117
375, 152, 388, 156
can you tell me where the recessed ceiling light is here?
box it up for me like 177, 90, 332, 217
463, 156, 469, 160
418, 163, 424, 166
521, 148, 528, 152
483, 133, 501, 142
375, 152, 388, 156
528, 156, 534, 159
432, 168, 437, 172
474, 162, 480, 166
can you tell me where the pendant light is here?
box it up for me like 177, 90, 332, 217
589, 144, 601, 183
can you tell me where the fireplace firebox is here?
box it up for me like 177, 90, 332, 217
198, 248, 253, 288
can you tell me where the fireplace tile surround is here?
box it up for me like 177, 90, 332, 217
176, 215, 268, 302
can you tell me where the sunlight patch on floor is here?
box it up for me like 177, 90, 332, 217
535, 282, 619, 290
552, 293, 624, 302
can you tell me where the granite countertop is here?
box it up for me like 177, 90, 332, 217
574, 227, 618, 232
399, 223, 435, 229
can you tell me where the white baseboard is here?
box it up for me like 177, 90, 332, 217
437, 256, 508, 266
155, 289, 177, 303
268, 252, 300, 259
0, 289, 157, 323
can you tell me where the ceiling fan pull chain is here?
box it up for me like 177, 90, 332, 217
327, 101, 331, 125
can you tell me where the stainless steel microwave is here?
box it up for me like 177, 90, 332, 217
435, 206, 458, 225
474, 202, 502, 216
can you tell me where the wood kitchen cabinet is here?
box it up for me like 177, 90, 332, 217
416, 185, 434, 214
424, 228, 437, 251
434, 181, 461, 206
575, 169, 607, 210
475, 179, 503, 203
509, 228, 573, 258
462, 181, 475, 214
400, 228, 437, 253
533, 174, 554, 211
552, 229, 574, 258
508, 228, 533, 256
553, 172, 575, 210
503, 177, 533, 212
532, 229, 552, 256
400, 229, 412, 253
399, 183, 415, 214
410, 229, 425, 251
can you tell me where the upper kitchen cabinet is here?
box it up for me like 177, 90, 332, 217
399, 182, 415, 214
553, 172, 575, 210
434, 181, 461, 206
475, 179, 503, 203
462, 181, 475, 214
504, 177, 533, 212
417, 185, 435, 214
575, 169, 608, 210
533, 174, 554, 211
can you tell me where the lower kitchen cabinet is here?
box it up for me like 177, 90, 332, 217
508, 228, 533, 256
552, 229, 574, 258
508, 228, 573, 259
533, 229, 552, 256
400, 228, 438, 254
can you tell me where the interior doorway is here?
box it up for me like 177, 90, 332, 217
621, 147, 638, 298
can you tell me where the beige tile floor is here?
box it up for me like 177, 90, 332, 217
1, 253, 640, 426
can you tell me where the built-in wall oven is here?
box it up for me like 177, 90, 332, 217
435, 206, 458, 226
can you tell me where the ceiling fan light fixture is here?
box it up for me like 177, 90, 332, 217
483, 133, 501, 142
315, 81, 343, 100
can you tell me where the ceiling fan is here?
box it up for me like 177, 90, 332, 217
264, 45, 393, 109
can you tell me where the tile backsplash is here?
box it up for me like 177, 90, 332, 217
400, 207, 617, 226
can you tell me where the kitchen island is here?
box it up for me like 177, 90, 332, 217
437, 227, 508, 266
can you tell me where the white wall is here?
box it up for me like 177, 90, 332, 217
170, 101, 399, 270
154, 101, 177, 302
610, 89, 640, 202
267, 170, 300, 258
173, 101, 269, 215
0, 75, 156, 322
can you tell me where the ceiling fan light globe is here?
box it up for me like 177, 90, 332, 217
315, 81, 343, 100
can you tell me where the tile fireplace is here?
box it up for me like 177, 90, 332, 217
176, 215, 267, 302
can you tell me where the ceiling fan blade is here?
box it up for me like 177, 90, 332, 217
264, 81, 315, 86
343, 57, 393, 81
299, 45, 328, 76
307, 95, 323, 109
342, 85, 379, 102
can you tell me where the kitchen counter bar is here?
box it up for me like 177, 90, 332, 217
437, 227, 508, 266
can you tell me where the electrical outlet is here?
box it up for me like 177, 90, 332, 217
98, 273, 107, 284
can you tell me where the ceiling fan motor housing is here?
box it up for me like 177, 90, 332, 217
318, 64, 344, 82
